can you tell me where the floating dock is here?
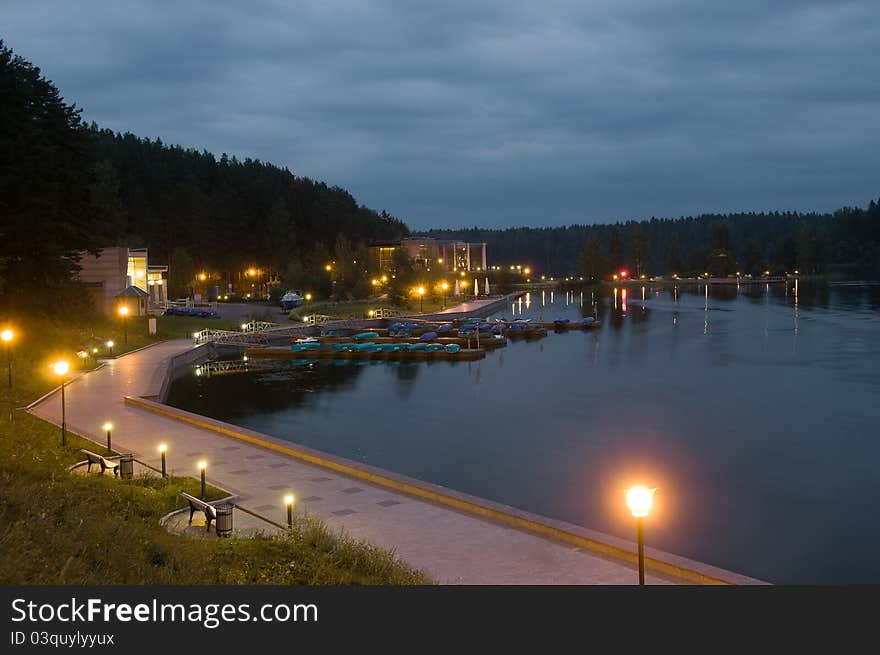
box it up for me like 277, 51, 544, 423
313, 335, 508, 350
245, 346, 486, 362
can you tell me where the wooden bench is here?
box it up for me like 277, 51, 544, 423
181, 492, 218, 531
81, 449, 120, 476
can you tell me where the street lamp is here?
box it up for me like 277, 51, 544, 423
1, 328, 13, 388
198, 460, 207, 498
625, 485, 656, 585
118, 305, 129, 345
416, 286, 425, 313
284, 494, 295, 529
102, 422, 113, 453
440, 282, 449, 308
158, 443, 167, 478
106, 340, 114, 357
52, 361, 70, 446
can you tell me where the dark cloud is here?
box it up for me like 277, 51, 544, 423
3, 0, 878, 228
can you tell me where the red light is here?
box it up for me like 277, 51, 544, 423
620, 270, 629, 279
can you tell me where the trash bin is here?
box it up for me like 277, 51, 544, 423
215, 503, 234, 537
119, 454, 134, 480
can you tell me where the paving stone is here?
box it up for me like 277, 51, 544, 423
378, 500, 401, 507
342, 487, 364, 494
310, 476, 332, 482
332, 508, 357, 516
245, 454, 265, 460
228, 469, 250, 475
302, 496, 323, 502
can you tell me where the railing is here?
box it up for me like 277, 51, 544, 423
373, 308, 401, 319
239, 320, 280, 332
301, 314, 333, 325
192, 329, 268, 346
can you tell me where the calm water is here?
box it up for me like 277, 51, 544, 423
167, 281, 880, 583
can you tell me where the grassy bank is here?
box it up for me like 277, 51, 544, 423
0, 313, 428, 584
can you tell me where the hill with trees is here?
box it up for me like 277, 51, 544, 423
421, 202, 880, 281
0, 39, 408, 313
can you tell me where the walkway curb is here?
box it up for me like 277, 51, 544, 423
125, 394, 765, 585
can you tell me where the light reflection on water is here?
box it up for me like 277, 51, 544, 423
166, 282, 880, 583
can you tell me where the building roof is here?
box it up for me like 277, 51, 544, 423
115, 285, 149, 298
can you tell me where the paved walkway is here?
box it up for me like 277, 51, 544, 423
437, 296, 509, 315
29, 340, 689, 584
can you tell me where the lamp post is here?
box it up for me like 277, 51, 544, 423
103, 422, 113, 453
625, 485, 656, 585
106, 340, 114, 357
440, 282, 448, 309
52, 361, 70, 446
118, 305, 129, 345
1, 328, 13, 388
284, 494, 295, 529
417, 286, 425, 313
198, 460, 207, 498
158, 443, 167, 478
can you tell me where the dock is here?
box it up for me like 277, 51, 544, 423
246, 346, 487, 361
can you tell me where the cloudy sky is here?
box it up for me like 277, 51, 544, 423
2, 1, 878, 229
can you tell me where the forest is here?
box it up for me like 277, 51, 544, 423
422, 202, 880, 281
0, 40, 407, 312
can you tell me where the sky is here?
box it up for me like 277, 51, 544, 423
2, 0, 878, 229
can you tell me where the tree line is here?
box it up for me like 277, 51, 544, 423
422, 203, 880, 281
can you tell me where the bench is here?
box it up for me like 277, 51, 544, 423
81, 449, 120, 476
181, 492, 218, 531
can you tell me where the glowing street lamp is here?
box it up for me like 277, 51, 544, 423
118, 305, 130, 345
52, 361, 70, 446
440, 281, 449, 308
158, 443, 167, 478
416, 286, 426, 313
198, 272, 207, 282
625, 485, 656, 585
284, 494, 295, 529
102, 421, 113, 453
325, 264, 332, 272
304, 293, 312, 302
2, 328, 14, 387
106, 340, 114, 357
198, 460, 207, 498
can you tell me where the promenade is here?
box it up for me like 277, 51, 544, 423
27, 339, 758, 585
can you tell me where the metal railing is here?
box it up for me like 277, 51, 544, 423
192, 328, 268, 346
239, 320, 280, 332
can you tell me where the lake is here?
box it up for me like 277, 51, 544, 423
166, 281, 880, 583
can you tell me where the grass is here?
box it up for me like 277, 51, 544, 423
289, 297, 449, 322
0, 312, 429, 584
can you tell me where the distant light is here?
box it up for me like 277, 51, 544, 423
325, 264, 332, 271
118, 306, 129, 317
305, 293, 312, 301
1, 329, 13, 342
241, 323, 249, 330
620, 270, 629, 279
198, 273, 207, 281
380, 276, 387, 283
92, 347, 98, 354
192, 332, 200, 339
625, 486, 656, 518
158, 443, 167, 453
523, 267, 531, 275
52, 360, 69, 376
284, 494, 295, 506
106, 340, 114, 348
437, 258, 443, 264
197, 460, 207, 471
102, 422, 113, 432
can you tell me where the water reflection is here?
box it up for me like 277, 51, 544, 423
168, 281, 880, 583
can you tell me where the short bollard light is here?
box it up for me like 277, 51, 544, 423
52, 360, 70, 446
2, 328, 14, 388
284, 494, 295, 529
102, 422, 113, 453
625, 485, 656, 586
106, 340, 114, 357
158, 443, 167, 477
198, 460, 207, 498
